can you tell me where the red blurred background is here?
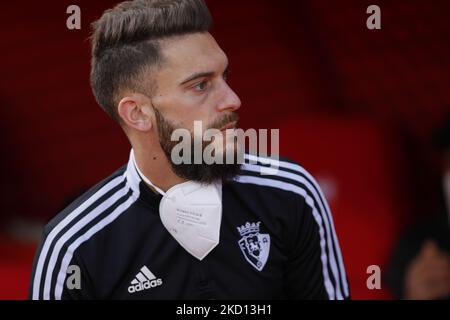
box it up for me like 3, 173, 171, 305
0, 0, 449, 299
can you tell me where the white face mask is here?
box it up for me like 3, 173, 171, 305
132, 151, 222, 260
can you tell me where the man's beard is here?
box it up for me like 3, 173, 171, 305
154, 108, 242, 184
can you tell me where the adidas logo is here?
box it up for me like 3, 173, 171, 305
128, 266, 163, 294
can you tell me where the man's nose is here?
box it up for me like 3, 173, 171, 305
217, 82, 241, 112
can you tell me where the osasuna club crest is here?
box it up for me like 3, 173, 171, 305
237, 222, 270, 271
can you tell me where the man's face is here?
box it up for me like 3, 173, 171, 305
149, 32, 242, 183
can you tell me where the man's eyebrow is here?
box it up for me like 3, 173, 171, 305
179, 71, 214, 85
179, 62, 229, 86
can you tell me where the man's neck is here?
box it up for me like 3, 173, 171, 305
132, 144, 186, 193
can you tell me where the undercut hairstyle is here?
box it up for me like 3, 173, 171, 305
90, 0, 212, 121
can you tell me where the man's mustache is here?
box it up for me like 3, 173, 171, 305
207, 112, 239, 131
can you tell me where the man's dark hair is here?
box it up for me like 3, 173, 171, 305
90, 0, 212, 121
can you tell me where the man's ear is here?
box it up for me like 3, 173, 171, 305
117, 94, 153, 132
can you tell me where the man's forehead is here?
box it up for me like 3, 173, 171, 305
160, 33, 228, 71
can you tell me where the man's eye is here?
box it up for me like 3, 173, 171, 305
193, 81, 208, 91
